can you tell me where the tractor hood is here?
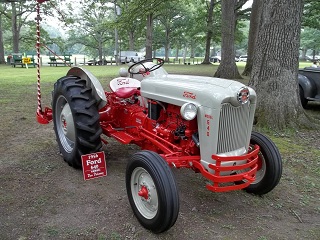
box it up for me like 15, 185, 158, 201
140, 74, 257, 108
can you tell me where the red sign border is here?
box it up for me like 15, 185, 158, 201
81, 151, 107, 180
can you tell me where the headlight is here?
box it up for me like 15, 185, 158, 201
237, 87, 250, 104
180, 103, 197, 120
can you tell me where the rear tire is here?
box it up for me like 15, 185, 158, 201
126, 151, 179, 233
52, 76, 102, 169
244, 131, 282, 195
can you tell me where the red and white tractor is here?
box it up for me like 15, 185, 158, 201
37, 58, 282, 233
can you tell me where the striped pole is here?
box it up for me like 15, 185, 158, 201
36, 1, 42, 114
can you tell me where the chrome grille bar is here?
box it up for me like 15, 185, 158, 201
217, 103, 251, 154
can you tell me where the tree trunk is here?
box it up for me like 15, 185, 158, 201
242, 0, 263, 76
175, 47, 179, 61
214, 0, 241, 79
164, 28, 170, 62
98, 38, 103, 63
190, 42, 195, 58
114, 28, 120, 65
11, 2, 19, 53
0, 14, 5, 64
301, 47, 307, 61
128, 30, 134, 50
183, 45, 187, 63
202, 0, 215, 64
249, 0, 308, 129
145, 13, 153, 59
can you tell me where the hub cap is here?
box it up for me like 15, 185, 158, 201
254, 152, 266, 184
131, 167, 158, 219
55, 96, 75, 153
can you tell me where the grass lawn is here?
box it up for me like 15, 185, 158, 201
0, 60, 312, 82
0, 60, 317, 109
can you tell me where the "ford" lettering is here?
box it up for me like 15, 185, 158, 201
117, 79, 130, 85
183, 91, 196, 99
86, 158, 102, 166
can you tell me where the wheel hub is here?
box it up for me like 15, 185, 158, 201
60, 102, 75, 142
55, 96, 76, 153
131, 167, 158, 219
138, 185, 149, 200
61, 117, 67, 132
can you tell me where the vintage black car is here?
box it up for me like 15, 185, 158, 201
298, 67, 320, 108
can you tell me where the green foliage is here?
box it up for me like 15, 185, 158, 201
0, 0, 250, 61
300, 27, 320, 52
0, 0, 60, 52
65, 0, 114, 58
303, 0, 320, 30
235, 20, 249, 54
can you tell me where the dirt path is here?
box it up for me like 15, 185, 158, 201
0, 86, 319, 239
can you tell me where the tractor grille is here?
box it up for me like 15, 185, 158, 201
217, 103, 251, 154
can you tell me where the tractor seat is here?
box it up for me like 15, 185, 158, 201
109, 77, 141, 98
114, 87, 140, 98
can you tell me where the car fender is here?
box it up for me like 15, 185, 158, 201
298, 73, 316, 99
67, 67, 107, 109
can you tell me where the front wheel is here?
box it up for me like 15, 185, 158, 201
126, 151, 179, 233
299, 86, 308, 108
244, 131, 282, 195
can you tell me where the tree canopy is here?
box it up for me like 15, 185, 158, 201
0, 0, 319, 130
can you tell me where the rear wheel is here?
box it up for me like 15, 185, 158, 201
244, 131, 282, 195
52, 76, 102, 169
126, 151, 179, 233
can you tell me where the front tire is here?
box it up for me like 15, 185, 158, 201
126, 151, 179, 233
299, 86, 308, 108
52, 76, 102, 169
244, 132, 282, 195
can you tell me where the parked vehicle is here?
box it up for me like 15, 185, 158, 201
238, 55, 248, 62
87, 59, 98, 66
118, 51, 145, 63
209, 56, 221, 63
87, 58, 108, 65
37, 58, 282, 233
298, 67, 320, 108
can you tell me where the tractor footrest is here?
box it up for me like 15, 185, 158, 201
105, 126, 135, 144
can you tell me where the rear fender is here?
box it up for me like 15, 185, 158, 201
298, 74, 316, 99
67, 67, 107, 109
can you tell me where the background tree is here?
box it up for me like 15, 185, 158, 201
119, 0, 177, 59
302, 0, 320, 30
214, 0, 246, 79
157, 1, 188, 61
0, 11, 5, 64
300, 27, 320, 60
202, 0, 216, 64
171, 1, 205, 61
117, 0, 145, 51
249, 0, 308, 129
242, 0, 262, 76
0, 0, 60, 59
0, 1, 39, 53
67, 1, 113, 62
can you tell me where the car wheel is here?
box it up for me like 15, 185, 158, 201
244, 131, 282, 195
299, 86, 308, 108
52, 76, 102, 169
126, 151, 179, 233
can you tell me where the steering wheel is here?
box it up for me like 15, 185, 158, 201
128, 58, 164, 75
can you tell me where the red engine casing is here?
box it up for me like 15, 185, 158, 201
99, 94, 199, 155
